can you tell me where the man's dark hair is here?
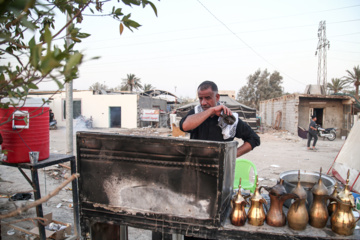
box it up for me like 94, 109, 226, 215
312, 115, 316, 119
197, 81, 218, 93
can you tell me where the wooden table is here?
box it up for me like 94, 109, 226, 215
1, 154, 80, 240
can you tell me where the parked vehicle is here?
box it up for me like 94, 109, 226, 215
317, 125, 336, 141
50, 119, 57, 130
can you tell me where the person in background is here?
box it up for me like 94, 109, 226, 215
49, 109, 54, 123
307, 115, 318, 150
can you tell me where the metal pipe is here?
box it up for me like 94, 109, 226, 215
65, 13, 73, 155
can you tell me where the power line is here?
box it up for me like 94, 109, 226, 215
81, 4, 360, 43
230, 4, 360, 24
196, 0, 306, 85
81, 17, 360, 44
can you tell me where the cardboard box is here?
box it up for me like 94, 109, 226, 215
30, 213, 71, 240
172, 123, 186, 137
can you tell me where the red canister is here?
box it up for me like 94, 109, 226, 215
0, 98, 49, 163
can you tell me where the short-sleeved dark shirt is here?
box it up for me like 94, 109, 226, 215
308, 119, 317, 135
179, 109, 260, 149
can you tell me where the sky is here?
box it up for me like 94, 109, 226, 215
37, 0, 360, 99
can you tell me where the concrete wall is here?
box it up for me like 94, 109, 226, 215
259, 94, 299, 134
138, 96, 168, 127
32, 91, 138, 128
298, 97, 343, 131
284, 95, 299, 134
138, 96, 167, 111
260, 94, 346, 136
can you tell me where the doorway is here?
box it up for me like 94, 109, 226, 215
110, 107, 121, 128
313, 108, 324, 126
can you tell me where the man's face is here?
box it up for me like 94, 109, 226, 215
198, 87, 219, 110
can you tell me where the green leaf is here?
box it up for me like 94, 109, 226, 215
64, 52, 83, 75
23, 116, 28, 125
146, 1, 158, 16
20, 18, 36, 30
127, 19, 141, 29
53, 79, 64, 89
122, 0, 132, 6
28, 37, 36, 48
27, 83, 39, 89
114, 8, 123, 16
0, 73, 5, 82
77, 32, 91, 38
40, 53, 62, 74
71, 37, 81, 42
44, 26, 52, 51
30, 44, 42, 68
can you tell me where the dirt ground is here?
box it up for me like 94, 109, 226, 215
0, 126, 346, 239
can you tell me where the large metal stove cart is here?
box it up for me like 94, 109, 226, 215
76, 132, 236, 238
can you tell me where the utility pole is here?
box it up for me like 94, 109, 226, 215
65, 13, 73, 155
315, 21, 330, 94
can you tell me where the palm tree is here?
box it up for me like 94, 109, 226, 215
327, 78, 348, 94
143, 83, 155, 91
121, 74, 143, 92
344, 65, 360, 100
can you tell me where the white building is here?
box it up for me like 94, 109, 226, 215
30, 90, 168, 129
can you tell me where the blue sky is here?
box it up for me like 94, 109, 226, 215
38, 0, 360, 99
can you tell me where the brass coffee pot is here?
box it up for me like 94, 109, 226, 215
230, 178, 249, 226
327, 182, 338, 216
263, 179, 298, 227
287, 170, 309, 230
247, 176, 267, 226
309, 167, 330, 228
337, 170, 355, 206
329, 170, 360, 236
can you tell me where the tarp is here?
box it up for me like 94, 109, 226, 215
175, 95, 258, 129
176, 95, 256, 117
331, 120, 360, 194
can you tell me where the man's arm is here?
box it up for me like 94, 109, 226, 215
236, 142, 252, 157
181, 105, 232, 131
235, 119, 260, 157
310, 122, 317, 131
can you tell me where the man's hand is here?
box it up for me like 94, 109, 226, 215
182, 105, 233, 131
212, 105, 232, 117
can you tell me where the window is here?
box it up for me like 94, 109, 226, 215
63, 100, 82, 119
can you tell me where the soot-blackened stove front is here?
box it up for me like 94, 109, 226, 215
76, 132, 236, 238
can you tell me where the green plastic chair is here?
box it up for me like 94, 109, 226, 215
233, 158, 258, 193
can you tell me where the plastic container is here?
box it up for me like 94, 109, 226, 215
0, 98, 49, 163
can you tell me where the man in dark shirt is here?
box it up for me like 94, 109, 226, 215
307, 115, 318, 150
49, 109, 54, 122
180, 81, 260, 157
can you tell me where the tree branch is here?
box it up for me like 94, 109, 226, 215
0, 173, 79, 220
52, 1, 92, 40
1, 217, 47, 226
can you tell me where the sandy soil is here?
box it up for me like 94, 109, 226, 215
0, 126, 345, 239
